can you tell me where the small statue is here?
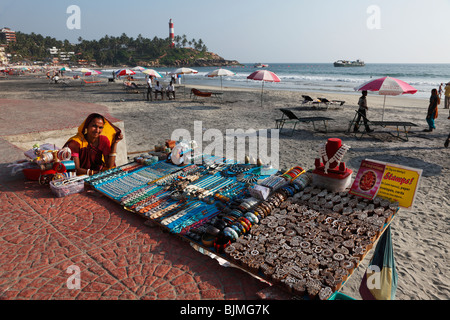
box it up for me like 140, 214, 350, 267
313, 138, 352, 191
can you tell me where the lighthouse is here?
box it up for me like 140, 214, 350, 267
169, 19, 175, 48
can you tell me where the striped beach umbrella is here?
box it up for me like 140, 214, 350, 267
142, 68, 162, 78
206, 68, 236, 91
115, 69, 136, 77
173, 67, 198, 75
354, 76, 417, 121
359, 225, 398, 300
247, 70, 281, 107
85, 70, 102, 76
74, 67, 93, 73
132, 66, 147, 72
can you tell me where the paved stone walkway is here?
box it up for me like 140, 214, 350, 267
0, 99, 276, 300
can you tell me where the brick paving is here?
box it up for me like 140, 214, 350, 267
0, 99, 275, 300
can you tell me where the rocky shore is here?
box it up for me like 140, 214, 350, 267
136, 51, 241, 68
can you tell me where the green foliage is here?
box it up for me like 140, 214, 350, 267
6, 31, 212, 66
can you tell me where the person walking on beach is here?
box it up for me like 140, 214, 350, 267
146, 76, 153, 101
424, 88, 439, 132
444, 82, 450, 110
353, 90, 373, 133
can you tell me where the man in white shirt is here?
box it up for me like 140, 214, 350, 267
166, 81, 175, 100
154, 81, 164, 100
146, 76, 153, 101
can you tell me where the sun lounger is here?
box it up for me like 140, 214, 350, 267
347, 110, 418, 141
191, 88, 212, 99
190, 88, 223, 102
301, 95, 323, 106
318, 98, 346, 108
302, 95, 314, 104
275, 108, 334, 136
82, 79, 102, 85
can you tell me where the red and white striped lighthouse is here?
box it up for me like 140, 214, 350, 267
169, 19, 175, 48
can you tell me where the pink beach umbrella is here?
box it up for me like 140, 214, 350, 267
247, 70, 281, 107
354, 76, 417, 121
85, 70, 102, 76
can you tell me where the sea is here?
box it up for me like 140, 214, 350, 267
98, 63, 450, 100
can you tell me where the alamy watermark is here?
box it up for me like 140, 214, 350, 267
367, 5, 381, 30
66, 265, 81, 290
66, 5, 81, 30
365, 265, 383, 290
171, 121, 280, 169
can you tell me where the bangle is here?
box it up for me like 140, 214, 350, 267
109, 153, 117, 157
201, 233, 216, 247
87, 169, 90, 176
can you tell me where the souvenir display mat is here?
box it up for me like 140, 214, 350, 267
85, 156, 399, 300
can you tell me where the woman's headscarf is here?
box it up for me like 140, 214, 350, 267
66, 113, 121, 150
64, 113, 121, 170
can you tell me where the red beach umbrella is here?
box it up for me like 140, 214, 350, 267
115, 69, 136, 77
247, 70, 281, 107
354, 76, 417, 121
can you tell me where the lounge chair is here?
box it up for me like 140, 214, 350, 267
347, 110, 418, 141
275, 108, 334, 136
82, 79, 102, 85
317, 98, 346, 108
301, 95, 323, 107
191, 88, 212, 100
301, 95, 314, 104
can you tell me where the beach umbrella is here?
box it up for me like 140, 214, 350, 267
206, 68, 236, 91
247, 70, 281, 107
85, 69, 102, 76
359, 225, 398, 300
132, 66, 147, 72
74, 67, 93, 73
172, 67, 198, 95
354, 76, 417, 121
60, 67, 72, 72
115, 69, 136, 77
142, 68, 163, 78
173, 67, 198, 75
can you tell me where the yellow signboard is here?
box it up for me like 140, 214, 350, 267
376, 163, 422, 209
352, 159, 422, 209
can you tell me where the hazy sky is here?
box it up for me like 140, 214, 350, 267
1, 0, 450, 63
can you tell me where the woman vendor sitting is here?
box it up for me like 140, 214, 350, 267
64, 113, 123, 176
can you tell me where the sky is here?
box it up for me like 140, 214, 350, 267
1, 0, 450, 64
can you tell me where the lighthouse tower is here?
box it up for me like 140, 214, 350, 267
169, 19, 175, 48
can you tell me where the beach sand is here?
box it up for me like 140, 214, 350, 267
0, 75, 449, 300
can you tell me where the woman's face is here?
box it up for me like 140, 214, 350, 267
86, 117, 104, 140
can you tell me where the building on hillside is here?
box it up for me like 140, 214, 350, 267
0, 27, 17, 43
48, 47, 75, 63
0, 46, 8, 65
48, 46, 59, 55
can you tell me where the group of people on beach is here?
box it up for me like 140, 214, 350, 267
146, 75, 176, 101
67, 81, 450, 177
352, 85, 450, 148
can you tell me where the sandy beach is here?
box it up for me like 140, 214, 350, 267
0, 74, 448, 300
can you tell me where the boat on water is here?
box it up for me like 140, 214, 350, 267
334, 59, 365, 67
254, 63, 269, 68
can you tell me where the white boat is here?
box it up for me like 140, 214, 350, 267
334, 59, 365, 67
254, 63, 269, 68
